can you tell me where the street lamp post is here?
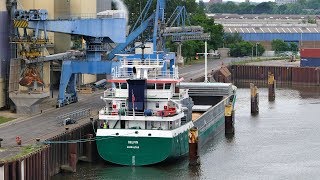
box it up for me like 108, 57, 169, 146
251, 45, 254, 61
256, 42, 259, 58
204, 41, 208, 83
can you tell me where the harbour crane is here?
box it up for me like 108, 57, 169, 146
10, 0, 209, 109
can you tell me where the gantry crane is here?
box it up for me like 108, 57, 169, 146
11, 0, 209, 108
11, 8, 127, 107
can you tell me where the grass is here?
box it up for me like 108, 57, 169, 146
5, 145, 43, 162
0, 116, 15, 125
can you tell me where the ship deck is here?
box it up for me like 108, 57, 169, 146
191, 105, 212, 121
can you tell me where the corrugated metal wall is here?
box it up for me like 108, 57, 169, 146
239, 33, 320, 42
231, 65, 320, 87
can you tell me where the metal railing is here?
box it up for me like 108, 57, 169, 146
113, 68, 179, 79
121, 59, 164, 66
57, 108, 91, 126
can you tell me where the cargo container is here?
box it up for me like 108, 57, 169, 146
300, 58, 320, 67
300, 48, 320, 58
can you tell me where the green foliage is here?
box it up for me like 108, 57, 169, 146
257, 43, 265, 56
271, 39, 289, 53
230, 41, 252, 57
289, 42, 298, 52
190, 13, 224, 50
181, 40, 206, 62
207, 0, 320, 15
224, 33, 265, 57
224, 33, 243, 48
229, 42, 265, 57
5, 145, 43, 161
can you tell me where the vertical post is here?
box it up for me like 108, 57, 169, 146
86, 134, 93, 162
68, 143, 77, 173
225, 104, 235, 134
177, 43, 183, 66
189, 127, 199, 162
268, 72, 275, 101
0, 163, 4, 180
250, 83, 259, 115
251, 45, 253, 60
204, 41, 208, 83
255, 43, 258, 58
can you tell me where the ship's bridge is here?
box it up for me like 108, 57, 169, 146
112, 58, 180, 80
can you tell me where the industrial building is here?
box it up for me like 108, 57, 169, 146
211, 14, 320, 50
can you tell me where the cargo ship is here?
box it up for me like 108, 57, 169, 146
96, 55, 236, 166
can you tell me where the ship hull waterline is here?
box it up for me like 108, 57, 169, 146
96, 116, 225, 166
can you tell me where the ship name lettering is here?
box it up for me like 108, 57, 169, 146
128, 141, 139, 144
127, 146, 139, 149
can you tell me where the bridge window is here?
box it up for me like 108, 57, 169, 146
165, 83, 171, 89
147, 83, 156, 89
156, 83, 164, 90
114, 83, 120, 89
120, 83, 127, 89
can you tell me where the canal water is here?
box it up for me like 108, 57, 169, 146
53, 87, 320, 180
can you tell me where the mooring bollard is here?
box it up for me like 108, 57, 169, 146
268, 72, 276, 101
35, 138, 41, 145
250, 83, 259, 115
16, 136, 22, 145
189, 127, 199, 162
225, 104, 235, 134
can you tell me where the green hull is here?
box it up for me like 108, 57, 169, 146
96, 131, 189, 166
97, 116, 225, 166
197, 115, 225, 146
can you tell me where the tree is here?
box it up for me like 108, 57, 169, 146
253, 2, 274, 14
271, 39, 289, 53
289, 42, 298, 52
182, 41, 199, 62
224, 33, 243, 48
229, 41, 253, 57
256, 43, 265, 56
306, 0, 320, 9
238, 2, 255, 14
190, 13, 224, 50
223, 1, 237, 14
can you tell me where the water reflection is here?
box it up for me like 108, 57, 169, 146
225, 133, 234, 143
188, 159, 202, 178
